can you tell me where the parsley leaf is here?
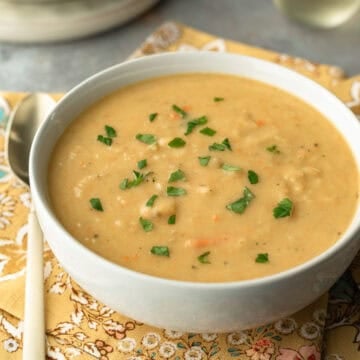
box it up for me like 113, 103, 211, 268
198, 156, 211, 166
151, 246, 170, 257
105, 125, 116, 138
97, 135, 112, 146
266, 145, 280, 154
273, 198, 293, 218
136, 133, 157, 145
149, 113, 158, 122
146, 194, 158, 207
168, 169, 186, 182
255, 253, 269, 263
172, 104, 187, 118
167, 186, 187, 197
214, 97, 224, 102
168, 137, 186, 148
120, 171, 150, 190
248, 170, 259, 184
198, 251, 211, 264
226, 187, 255, 214
168, 214, 176, 225
209, 138, 232, 151
137, 159, 147, 170
139, 217, 153, 232
200, 127, 216, 136
184, 116, 208, 135
90, 198, 103, 211
222, 164, 242, 171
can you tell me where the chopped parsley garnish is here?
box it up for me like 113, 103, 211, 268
222, 138, 232, 150
120, 170, 149, 190
226, 187, 255, 214
146, 194, 158, 207
255, 253, 269, 263
168, 169, 186, 182
167, 186, 187, 197
151, 246, 170, 257
137, 159, 147, 170
266, 144, 280, 154
200, 127, 216, 136
97, 135, 112, 146
139, 217, 153, 232
198, 156, 211, 167
248, 170, 259, 184
168, 137, 186, 148
273, 198, 293, 218
172, 104, 187, 118
209, 138, 232, 151
149, 113, 158, 122
168, 214, 176, 224
222, 164, 242, 171
105, 125, 116, 138
136, 133, 157, 145
184, 116, 208, 135
214, 97, 224, 102
198, 251, 211, 264
90, 198, 103, 211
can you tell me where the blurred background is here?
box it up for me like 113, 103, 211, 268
0, 0, 359, 92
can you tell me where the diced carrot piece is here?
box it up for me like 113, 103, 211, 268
170, 112, 180, 120
212, 214, 219, 222
182, 105, 192, 112
256, 119, 266, 127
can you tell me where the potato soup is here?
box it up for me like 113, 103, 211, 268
48, 73, 359, 282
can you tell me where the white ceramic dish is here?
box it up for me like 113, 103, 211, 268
30, 52, 360, 332
0, 0, 159, 43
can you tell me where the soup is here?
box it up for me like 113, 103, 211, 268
48, 73, 358, 282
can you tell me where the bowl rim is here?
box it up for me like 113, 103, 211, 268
30, 51, 360, 289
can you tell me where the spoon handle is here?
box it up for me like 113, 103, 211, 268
23, 210, 45, 360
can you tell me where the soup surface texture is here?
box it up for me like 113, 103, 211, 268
48, 73, 358, 282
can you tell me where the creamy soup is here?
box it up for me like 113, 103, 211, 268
48, 74, 358, 282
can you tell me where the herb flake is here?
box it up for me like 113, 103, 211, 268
105, 125, 116, 138
209, 138, 232, 151
200, 127, 216, 136
139, 217, 153, 232
149, 113, 158, 122
151, 246, 170, 257
222, 164, 242, 172
168, 137, 186, 148
136, 133, 157, 145
273, 198, 293, 218
256, 253, 269, 263
97, 135, 112, 146
248, 170, 259, 184
146, 194, 158, 207
184, 116, 208, 135
172, 104, 187, 118
137, 159, 147, 170
90, 198, 103, 211
198, 156, 211, 167
167, 186, 187, 197
169, 169, 186, 182
198, 251, 211, 264
226, 187, 255, 214
214, 97, 224, 102
266, 145, 280, 154
168, 214, 176, 225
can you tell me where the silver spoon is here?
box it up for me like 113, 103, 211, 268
5, 94, 56, 360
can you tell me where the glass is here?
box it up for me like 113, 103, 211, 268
274, 0, 360, 28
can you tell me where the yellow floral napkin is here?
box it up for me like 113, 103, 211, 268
0, 22, 359, 360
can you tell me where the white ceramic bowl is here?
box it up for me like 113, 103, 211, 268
30, 52, 360, 332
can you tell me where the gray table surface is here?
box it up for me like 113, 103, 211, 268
0, 0, 359, 92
